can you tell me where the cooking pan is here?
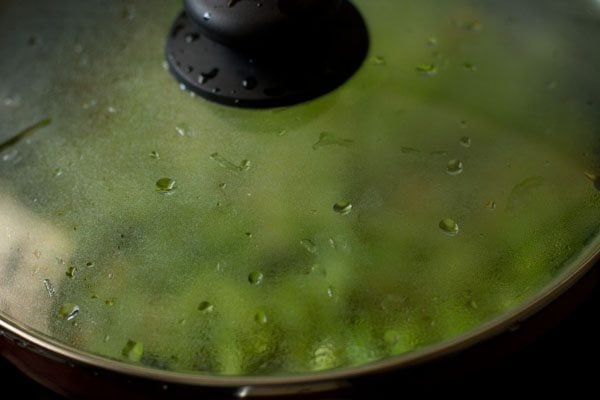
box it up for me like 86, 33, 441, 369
1, 0, 599, 398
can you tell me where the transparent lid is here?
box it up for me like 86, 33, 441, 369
1, 0, 599, 377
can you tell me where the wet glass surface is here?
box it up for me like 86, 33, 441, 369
1, 0, 599, 376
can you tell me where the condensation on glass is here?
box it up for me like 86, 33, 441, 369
1, 0, 599, 376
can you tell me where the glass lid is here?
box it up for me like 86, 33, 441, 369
1, 0, 599, 378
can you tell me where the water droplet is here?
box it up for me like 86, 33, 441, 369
185, 33, 200, 43
333, 201, 353, 215
254, 311, 268, 324
439, 218, 459, 236
242, 77, 257, 90
3, 95, 22, 108
446, 159, 464, 175
459, 136, 472, 147
300, 239, 317, 254
122, 340, 144, 362
416, 63, 438, 76
466, 299, 479, 309
248, 271, 264, 285
2, 149, 19, 163
463, 62, 477, 72
370, 55, 386, 66
239, 159, 252, 171
156, 178, 176, 194
43, 279, 55, 297
327, 286, 336, 298
426, 37, 438, 47
198, 301, 214, 313
463, 20, 483, 31
313, 132, 354, 150
485, 200, 497, 210
65, 266, 77, 279
216, 261, 227, 272
175, 125, 191, 137
210, 152, 251, 172
584, 172, 600, 191
58, 304, 80, 321
198, 68, 219, 84
149, 151, 160, 160
82, 99, 97, 109
401, 146, 420, 154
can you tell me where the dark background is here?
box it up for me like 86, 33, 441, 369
1, 272, 598, 399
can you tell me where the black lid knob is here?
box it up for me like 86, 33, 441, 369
166, 0, 369, 108
184, 0, 343, 50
